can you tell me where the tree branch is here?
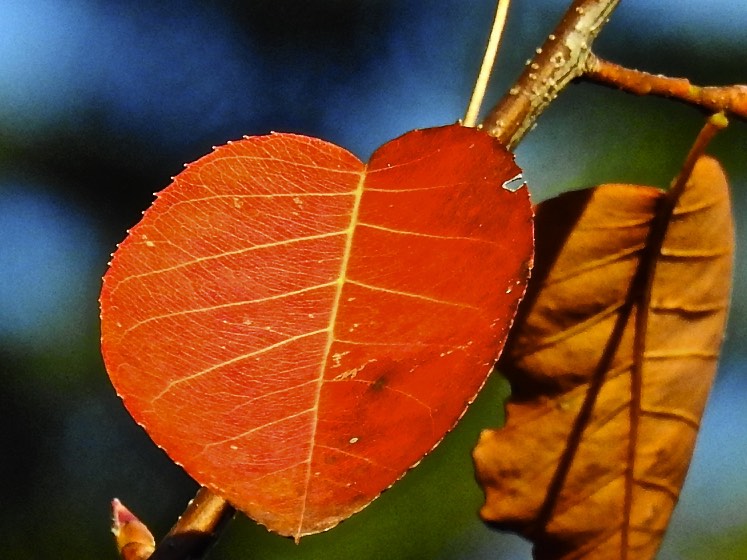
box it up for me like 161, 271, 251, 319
481, 0, 746, 149
586, 55, 747, 120
482, 0, 620, 148
113, 490, 235, 560
148, 487, 236, 560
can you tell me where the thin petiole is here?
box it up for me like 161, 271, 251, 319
463, 0, 512, 127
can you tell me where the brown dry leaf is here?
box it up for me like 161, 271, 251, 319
473, 156, 733, 560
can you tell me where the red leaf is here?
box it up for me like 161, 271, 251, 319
100, 124, 533, 539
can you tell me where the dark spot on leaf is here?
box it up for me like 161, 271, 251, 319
370, 375, 388, 392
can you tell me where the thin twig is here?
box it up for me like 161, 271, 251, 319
148, 487, 236, 560
586, 55, 747, 120
463, 0, 512, 127
482, 0, 621, 148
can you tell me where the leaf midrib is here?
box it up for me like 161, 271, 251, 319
295, 165, 367, 538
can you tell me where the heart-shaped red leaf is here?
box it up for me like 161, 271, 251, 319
100, 124, 533, 539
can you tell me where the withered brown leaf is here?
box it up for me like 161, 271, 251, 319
474, 156, 733, 560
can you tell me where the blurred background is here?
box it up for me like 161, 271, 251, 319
1, 0, 745, 558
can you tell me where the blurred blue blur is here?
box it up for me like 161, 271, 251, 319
0, 1, 261, 156
0, 182, 101, 348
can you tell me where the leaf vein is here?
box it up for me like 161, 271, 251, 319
150, 329, 328, 403
297, 167, 366, 536
346, 279, 477, 309
357, 221, 498, 244
202, 407, 315, 451
206, 154, 361, 175
638, 406, 700, 429
120, 282, 336, 336
315, 445, 395, 471
547, 243, 644, 284
116, 231, 346, 286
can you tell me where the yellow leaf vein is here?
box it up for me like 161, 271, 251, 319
346, 279, 477, 309
202, 407, 315, 451
297, 167, 366, 536
150, 328, 328, 404
315, 445, 395, 471
120, 282, 336, 336
357, 221, 498, 244
206, 154, 362, 175
116, 230, 346, 286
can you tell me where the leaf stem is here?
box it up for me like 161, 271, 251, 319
148, 487, 236, 560
667, 113, 729, 204
586, 55, 747, 120
463, 0, 512, 128
623, 113, 728, 557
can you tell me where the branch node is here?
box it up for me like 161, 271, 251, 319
482, 0, 621, 148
